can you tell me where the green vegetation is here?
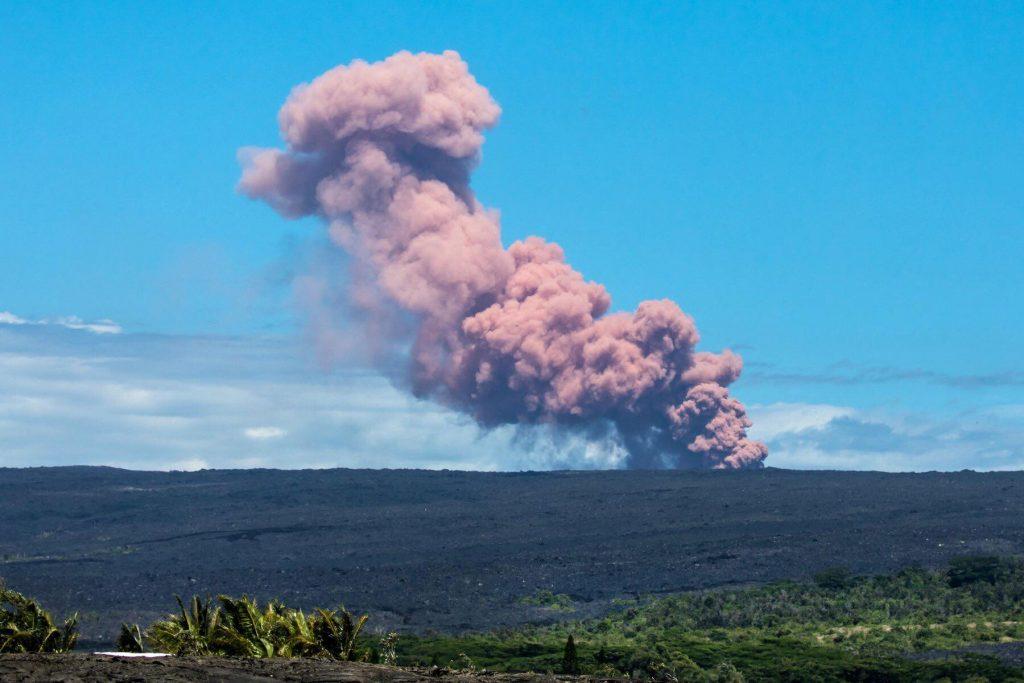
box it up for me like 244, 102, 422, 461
561, 634, 580, 675
145, 595, 219, 656
6, 556, 1024, 681
813, 566, 855, 590
948, 556, 1014, 588
0, 582, 78, 653
116, 622, 144, 653
400, 557, 1024, 681
136, 594, 390, 660
519, 589, 575, 611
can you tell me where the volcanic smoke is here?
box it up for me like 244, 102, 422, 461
240, 50, 767, 469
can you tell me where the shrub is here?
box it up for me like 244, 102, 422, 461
947, 556, 1009, 587
813, 566, 854, 590
0, 583, 78, 653
116, 623, 144, 653
302, 605, 370, 660
377, 631, 399, 666
214, 596, 296, 657
520, 589, 574, 611
142, 594, 371, 660
708, 661, 745, 682
672, 654, 707, 683
146, 595, 220, 655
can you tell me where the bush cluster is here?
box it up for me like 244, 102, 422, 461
130, 594, 398, 662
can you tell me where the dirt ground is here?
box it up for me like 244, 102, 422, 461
0, 654, 614, 682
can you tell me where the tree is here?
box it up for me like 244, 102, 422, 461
140, 594, 372, 660
145, 595, 220, 655
305, 606, 369, 660
214, 596, 290, 657
708, 661, 745, 682
672, 655, 707, 683
561, 634, 580, 675
948, 556, 1008, 587
813, 566, 854, 590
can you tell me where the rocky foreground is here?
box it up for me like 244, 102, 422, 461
0, 654, 615, 682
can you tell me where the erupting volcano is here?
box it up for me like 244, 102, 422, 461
239, 50, 766, 469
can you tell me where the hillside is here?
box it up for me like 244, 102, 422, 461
2, 467, 1022, 647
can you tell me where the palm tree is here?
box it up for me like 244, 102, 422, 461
0, 584, 78, 653
215, 596, 296, 658
146, 595, 220, 655
211, 596, 370, 660
142, 593, 372, 660
307, 607, 369, 660
116, 623, 144, 653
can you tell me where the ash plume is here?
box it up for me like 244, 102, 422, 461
240, 50, 767, 469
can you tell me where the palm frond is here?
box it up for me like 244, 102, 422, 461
0, 585, 79, 653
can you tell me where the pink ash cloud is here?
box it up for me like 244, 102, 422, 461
239, 50, 766, 469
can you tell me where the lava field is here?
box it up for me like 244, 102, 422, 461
2, 466, 1023, 647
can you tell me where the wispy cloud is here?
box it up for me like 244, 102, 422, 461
745, 402, 855, 441
746, 361, 1024, 389
0, 311, 122, 335
749, 402, 1024, 471
0, 312, 27, 325
244, 426, 287, 440
0, 323, 624, 471
50, 316, 123, 335
1, 320, 1022, 472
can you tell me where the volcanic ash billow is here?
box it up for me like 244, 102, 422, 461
239, 49, 767, 470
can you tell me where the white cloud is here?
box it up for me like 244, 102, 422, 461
52, 316, 123, 335
0, 311, 122, 334
756, 404, 1024, 472
0, 323, 1021, 472
747, 402, 855, 442
0, 312, 28, 325
244, 426, 286, 440
0, 325, 535, 470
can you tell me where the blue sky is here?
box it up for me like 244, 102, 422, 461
1, 2, 1022, 470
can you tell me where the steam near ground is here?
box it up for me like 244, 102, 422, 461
1, 320, 1020, 472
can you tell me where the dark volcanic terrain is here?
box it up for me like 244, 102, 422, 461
1, 467, 1023, 647
0, 654, 590, 682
